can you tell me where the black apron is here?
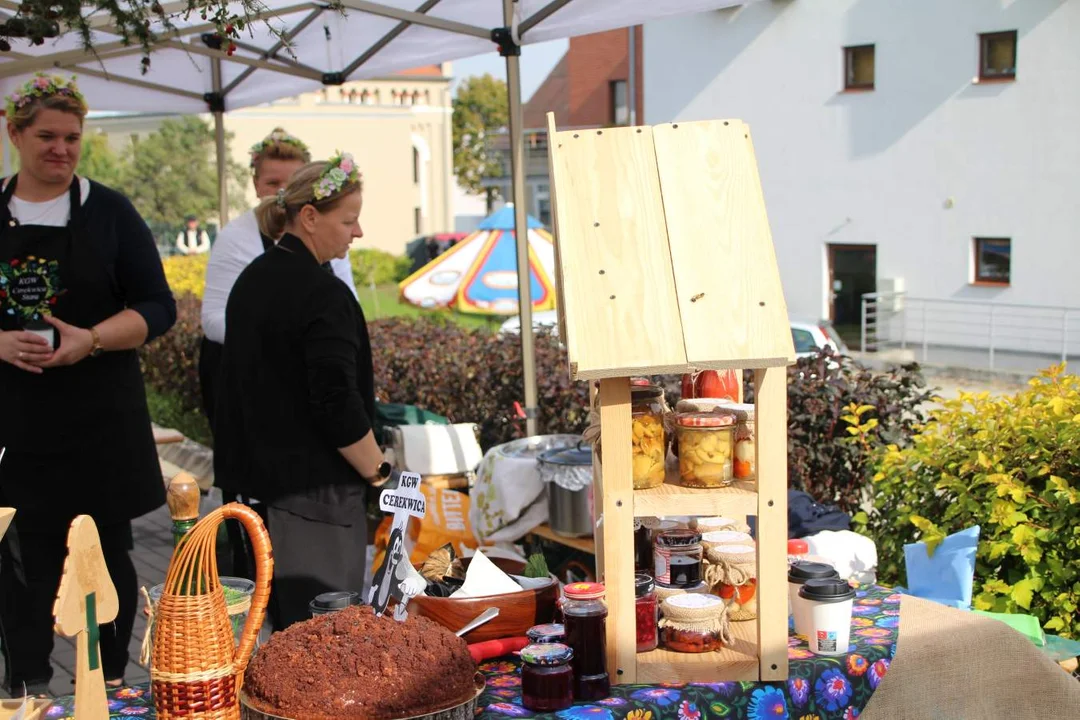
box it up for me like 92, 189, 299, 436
0, 176, 163, 529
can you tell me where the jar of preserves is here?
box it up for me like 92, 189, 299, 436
654, 529, 703, 588
675, 412, 735, 487
635, 574, 658, 653
527, 623, 566, 645
726, 403, 756, 479
562, 582, 610, 701
704, 543, 758, 621
632, 386, 667, 489
520, 643, 575, 712
658, 594, 732, 653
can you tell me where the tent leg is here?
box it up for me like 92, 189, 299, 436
503, 0, 538, 437
211, 58, 229, 228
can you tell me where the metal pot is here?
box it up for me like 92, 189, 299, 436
538, 442, 594, 538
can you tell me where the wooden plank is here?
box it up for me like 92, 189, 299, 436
633, 471, 757, 518
597, 378, 637, 684
548, 125, 688, 380
529, 523, 596, 555
637, 618, 759, 683
755, 366, 789, 681
653, 120, 795, 369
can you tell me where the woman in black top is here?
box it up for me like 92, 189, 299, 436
0, 74, 176, 694
215, 155, 389, 629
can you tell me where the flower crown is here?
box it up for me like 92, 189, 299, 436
313, 151, 360, 201
5, 73, 86, 117
249, 128, 309, 169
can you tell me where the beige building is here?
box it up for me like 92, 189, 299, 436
86, 64, 454, 255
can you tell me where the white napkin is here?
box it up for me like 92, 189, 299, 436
450, 550, 523, 598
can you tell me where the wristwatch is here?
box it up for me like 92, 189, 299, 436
89, 326, 104, 357
368, 461, 392, 487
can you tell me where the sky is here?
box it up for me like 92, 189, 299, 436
448, 38, 568, 102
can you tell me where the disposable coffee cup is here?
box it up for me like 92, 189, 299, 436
799, 578, 856, 656
24, 319, 57, 350
309, 590, 361, 617
788, 561, 839, 638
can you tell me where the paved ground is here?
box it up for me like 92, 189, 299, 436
0, 504, 173, 699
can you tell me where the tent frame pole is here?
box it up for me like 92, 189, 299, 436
210, 59, 229, 229
500, 0, 539, 437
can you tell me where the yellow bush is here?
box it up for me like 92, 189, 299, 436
162, 253, 208, 299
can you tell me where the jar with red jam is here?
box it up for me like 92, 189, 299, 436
654, 529, 703, 588
562, 582, 610, 701
520, 643, 574, 712
635, 574, 658, 653
658, 594, 732, 654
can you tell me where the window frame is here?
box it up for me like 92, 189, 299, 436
610, 79, 629, 126
972, 237, 1012, 286
978, 30, 1018, 82
414, 207, 422, 235
843, 44, 876, 91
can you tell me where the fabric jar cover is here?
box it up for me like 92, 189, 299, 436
704, 543, 758, 621
658, 594, 733, 646
701, 530, 755, 554
692, 516, 752, 535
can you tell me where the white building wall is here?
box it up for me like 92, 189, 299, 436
644, 0, 1080, 347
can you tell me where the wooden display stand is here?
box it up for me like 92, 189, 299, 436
545, 114, 794, 683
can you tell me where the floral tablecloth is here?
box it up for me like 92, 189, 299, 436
44, 587, 898, 720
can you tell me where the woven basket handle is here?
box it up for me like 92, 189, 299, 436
219, 503, 273, 672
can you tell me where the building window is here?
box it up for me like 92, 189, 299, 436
979, 31, 1017, 81
610, 80, 629, 125
537, 198, 552, 228
414, 207, 422, 235
973, 238, 1011, 285
844, 45, 875, 90
413, 147, 420, 184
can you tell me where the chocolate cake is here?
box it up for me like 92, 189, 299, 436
243, 605, 478, 719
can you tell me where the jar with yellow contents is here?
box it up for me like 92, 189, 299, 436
675, 411, 736, 487
631, 386, 666, 490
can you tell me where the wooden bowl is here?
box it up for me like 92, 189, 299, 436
408, 557, 559, 643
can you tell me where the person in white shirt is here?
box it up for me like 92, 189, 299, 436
176, 215, 211, 255
199, 128, 359, 580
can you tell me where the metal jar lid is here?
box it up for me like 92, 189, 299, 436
655, 529, 702, 548
520, 643, 573, 667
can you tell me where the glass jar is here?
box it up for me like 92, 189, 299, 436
727, 403, 756, 480
520, 643, 575, 712
634, 520, 653, 573
654, 529, 703, 588
631, 386, 666, 490
527, 623, 566, 645
706, 544, 758, 621
675, 412, 735, 487
308, 591, 361, 617
658, 594, 729, 653
635, 574, 658, 653
562, 582, 610, 701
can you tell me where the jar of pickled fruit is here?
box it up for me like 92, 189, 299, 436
631, 386, 667, 490
726, 403, 756, 480
675, 412, 735, 487
704, 543, 758, 621
635, 574, 658, 653
658, 594, 732, 653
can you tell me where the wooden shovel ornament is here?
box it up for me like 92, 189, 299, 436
53, 516, 118, 720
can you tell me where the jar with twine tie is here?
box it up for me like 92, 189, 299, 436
658, 594, 733, 653
704, 543, 758, 621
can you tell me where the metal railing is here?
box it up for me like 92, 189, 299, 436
861, 292, 1079, 371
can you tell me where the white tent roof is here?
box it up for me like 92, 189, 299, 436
0, 0, 750, 113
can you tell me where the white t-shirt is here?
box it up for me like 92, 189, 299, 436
201, 209, 359, 344
5, 176, 91, 226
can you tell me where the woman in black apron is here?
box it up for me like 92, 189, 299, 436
0, 75, 175, 695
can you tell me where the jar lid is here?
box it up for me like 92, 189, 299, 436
675, 411, 736, 428
695, 516, 738, 530
788, 539, 809, 555
564, 581, 606, 601
798, 578, 856, 603
526, 623, 566, 642
630, 377, 654, 386
631, 386, 664, 402
655, 529, 702, 547
663, 593, 725, 615
309, 591, 360, 611
788, 561, 839, 584
520, 643, 573, 666
725, 403, 755, 421
718, 543, 755, 556
539, 443, 592, 467
701, 530, 753, 545
635, 573, 655, 597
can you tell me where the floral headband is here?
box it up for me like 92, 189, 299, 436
313, 151, 361, 201
249, 128, 309, 169
5, 73, 86, 117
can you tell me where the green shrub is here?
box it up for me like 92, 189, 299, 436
139, 293, 205, 436
743, 350, 932, 514
349, 248, 413, 287
146, 387, 212, 447
863, 365, 1080, 637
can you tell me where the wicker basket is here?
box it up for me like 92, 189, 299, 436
152, 503, 273, 720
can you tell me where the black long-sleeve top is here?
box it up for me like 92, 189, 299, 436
213, 232, 375, 525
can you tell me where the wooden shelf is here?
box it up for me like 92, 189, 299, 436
636, 617, 759, 683
633, 468, 757, 518
529, 523, 596, 555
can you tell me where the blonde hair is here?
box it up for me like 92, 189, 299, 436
251, 127, 311, 178
10, 93, 88, 132
255, 161, 363, 239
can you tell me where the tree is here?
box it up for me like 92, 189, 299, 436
452, 74, 508, 200
76, 131, 127, 188
119, 116, 249, 228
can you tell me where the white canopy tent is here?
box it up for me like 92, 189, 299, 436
0, 0, 752, 433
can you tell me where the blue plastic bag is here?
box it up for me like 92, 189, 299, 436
902, 525, 980, 609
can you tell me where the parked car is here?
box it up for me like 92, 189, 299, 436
790, 319, 849, 358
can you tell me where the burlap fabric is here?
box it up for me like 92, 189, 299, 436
861, 594, 1080, 719
658, 596, 733, 646
692, 517, 752, 535
704, 545, 757, 621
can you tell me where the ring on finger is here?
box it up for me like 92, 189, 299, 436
18, 351, 23, 360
